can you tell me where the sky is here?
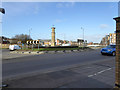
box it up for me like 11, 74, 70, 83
1, 2, 118, 43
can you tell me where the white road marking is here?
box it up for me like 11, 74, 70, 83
88, 75, 94, 77
88, 68, 112, 77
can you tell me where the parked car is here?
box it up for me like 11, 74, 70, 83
9, 45, 21, 51
101, 45, 116, 56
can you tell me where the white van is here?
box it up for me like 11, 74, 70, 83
9, 45, 21, 51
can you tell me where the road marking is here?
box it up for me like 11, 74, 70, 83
88, 68, 112, 78
88, 75, 94, 77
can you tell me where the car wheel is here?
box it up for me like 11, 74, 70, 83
101, 53, 104, 55
112, 52, 116, 56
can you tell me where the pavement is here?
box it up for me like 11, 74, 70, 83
2, 49, 116, 88
2, 49, 36, 60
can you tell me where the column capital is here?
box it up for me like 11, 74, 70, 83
51, 27, 55, 29
113, 17, 120, 22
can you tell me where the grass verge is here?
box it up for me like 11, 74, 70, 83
17, 47, 89, 51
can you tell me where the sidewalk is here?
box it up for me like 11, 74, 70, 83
3, 59, 115, 88
2, 51, 35, 60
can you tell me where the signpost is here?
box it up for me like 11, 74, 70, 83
0, 7, 7, 88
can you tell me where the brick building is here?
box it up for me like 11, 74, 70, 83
109, 33, 116, 45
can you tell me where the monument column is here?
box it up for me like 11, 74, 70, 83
113, 17, 120, 89
51, 26, 55, 46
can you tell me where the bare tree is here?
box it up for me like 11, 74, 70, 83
12, 34, 32, 44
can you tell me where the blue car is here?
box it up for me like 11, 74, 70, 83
101, 45, 116, 56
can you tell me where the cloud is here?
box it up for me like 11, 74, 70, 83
66, 2, 75, 7
56, 3, 64, 8
3, 3, 41, 16
54, 19, 67, 23
57, 33, 106, 43
3, 0, 120, 2
58, 10, 62, 14
34, 5, 40, 14
85, 34, 106, 43
55, 19, 62, 23
100, 24, 109, 29
56, 2, 75, 8
3, 3, 31, 16
118, 1, 120, 16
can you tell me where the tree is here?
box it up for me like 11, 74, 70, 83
12, 34, 32, 44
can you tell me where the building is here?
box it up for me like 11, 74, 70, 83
56, 39, 64, 46
8, 39, 18, 44
109, 33, 116, 45
69, 41, 78, 46
0, 36, 10, 44
77, 39, 84, 47
100, 33, 116, 46
43, 39, 51, 46
100, 35, 110, 46
87, 42, 93, 45
0, 36, 20, 48
51, 26, 56, 46
87, 42, 100, 47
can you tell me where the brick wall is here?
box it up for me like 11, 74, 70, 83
114, 17, 120, 88
0, 44, 10, 48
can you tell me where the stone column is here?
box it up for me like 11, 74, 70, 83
51, 27, 55, 47
113, 17, 120, 89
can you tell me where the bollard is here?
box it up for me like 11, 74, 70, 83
38, 44, 39, 50
32, 44, 33, 50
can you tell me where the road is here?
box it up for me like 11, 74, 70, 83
2, 49, 115, 88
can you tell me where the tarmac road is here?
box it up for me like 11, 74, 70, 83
3, 49, 115, 81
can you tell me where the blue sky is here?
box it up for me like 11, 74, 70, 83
1, 2, 118, 43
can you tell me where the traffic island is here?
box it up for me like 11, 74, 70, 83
10, 47, 93, 55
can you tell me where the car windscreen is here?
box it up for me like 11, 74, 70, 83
106, 45, 116, 48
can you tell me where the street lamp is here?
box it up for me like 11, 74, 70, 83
81, 27, 85, 48
0, 8, 5, 14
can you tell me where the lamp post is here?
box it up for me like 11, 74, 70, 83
81, 27, 84, 48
